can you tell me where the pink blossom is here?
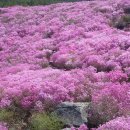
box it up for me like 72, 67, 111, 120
97, 116, 130, 130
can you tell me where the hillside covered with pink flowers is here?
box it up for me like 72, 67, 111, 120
0, 0, 130, 129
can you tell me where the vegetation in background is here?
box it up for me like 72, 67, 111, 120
0, 0, 80, 7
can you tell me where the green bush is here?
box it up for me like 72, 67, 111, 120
30, 113, 64, 130
0, 0, 57, 7
0, 0, 80, 7
0, 109, 13, 123
111, 15, 130, 30
122, 15, 130, 24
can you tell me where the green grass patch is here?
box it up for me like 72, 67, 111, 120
30, 113, 64, 130
0, 109, 14, 123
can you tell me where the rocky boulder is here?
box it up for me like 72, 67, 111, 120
53, 102, 90, 127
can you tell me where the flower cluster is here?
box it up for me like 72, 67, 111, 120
0, 123, 8, 130
96, 116, 130, 130
72, 116, 130, 130
0, 66, 90, 110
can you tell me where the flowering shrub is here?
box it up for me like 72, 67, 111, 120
96, 116, 130, 130
89, 83, 130, 126
0, 68, 90, 111
70, 117, 130, 130
0, 123, 8, 130
0, 0, 130, 129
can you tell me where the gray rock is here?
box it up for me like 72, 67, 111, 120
53, 102, 89, 127
61, 128, 71, 130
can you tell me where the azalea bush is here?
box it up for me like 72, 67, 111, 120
88, 83, 130, 126
0, 0, 130, 129
96, 116, 130, 130
70, 117, 130, 130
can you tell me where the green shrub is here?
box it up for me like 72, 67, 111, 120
122, 15, 130, 24
111, 15, 130, 30
0, 109, 13, 123
0, 0, 80, 7
30, 113, 64, 130
0, 0, 61, 7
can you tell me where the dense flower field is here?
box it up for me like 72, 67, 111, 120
0, 0, 130, 129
